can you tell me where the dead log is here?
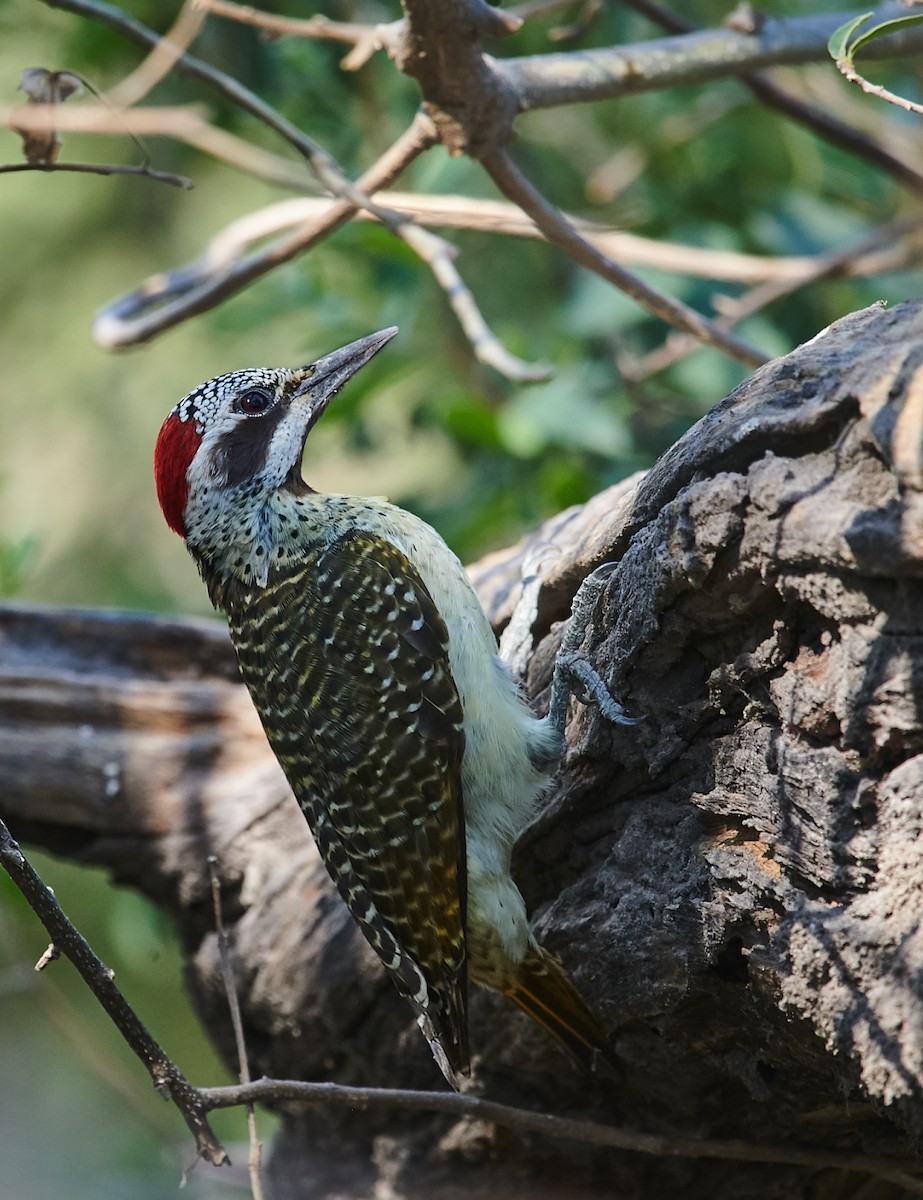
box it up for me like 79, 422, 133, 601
3, 300, 923, 1197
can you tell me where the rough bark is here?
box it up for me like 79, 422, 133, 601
3, 300, 923, 1196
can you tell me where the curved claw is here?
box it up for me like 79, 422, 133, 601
555, 651, 643, 727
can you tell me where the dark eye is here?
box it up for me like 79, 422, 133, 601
237, 388, 274, 416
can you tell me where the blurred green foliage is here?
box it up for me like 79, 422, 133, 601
0, 0, 921, 1193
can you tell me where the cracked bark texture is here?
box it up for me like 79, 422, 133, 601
3, 300, 923, 1197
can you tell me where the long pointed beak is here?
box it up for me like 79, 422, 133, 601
292, 326, 398, 425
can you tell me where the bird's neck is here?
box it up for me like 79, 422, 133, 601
186, 482, 325, 595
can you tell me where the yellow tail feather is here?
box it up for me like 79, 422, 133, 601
503, 945, 619, 1075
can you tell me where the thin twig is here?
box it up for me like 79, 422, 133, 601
621, 214, 923, 381
41, 0, 546, 378
40, 1, 400, 206
0, 817, 229, 1167
91, 113, 431, 346
208, 858, 263, 1200
1, 101, 318, 188
199, 1077, 923, 1195
837, 59, 923, 114
620, 0, 923, 199
0, 94, 339, 190
106, 0, 206, 107
481, 147, 767, 368
0, 159, 192, 186
197, 0, 392, 48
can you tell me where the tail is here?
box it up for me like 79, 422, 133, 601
503, 944, 620, 1075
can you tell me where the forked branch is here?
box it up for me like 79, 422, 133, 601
0, 817, 229, 1167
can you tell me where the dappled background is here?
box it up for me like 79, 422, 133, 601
1, 0, 922, 1195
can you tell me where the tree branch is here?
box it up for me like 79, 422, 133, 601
198, 1078, 923, 1194
1, 100, 322, 188
0, 817, 229, 1167
619, 214, 923, 381
209, 857, 264, 1200
0, 159, 191, 186
480, 146, 768, 368
148, 192, 923, 287
6, 798, 921, 1193
87, 112, 429, 347
104, 0, 206, 108
838, 58, 923, 115
89, 113, 546, 381
196, 0, 401, 71
499, 3, 923, 111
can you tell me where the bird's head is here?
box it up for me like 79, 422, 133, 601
154, 327, 398, 538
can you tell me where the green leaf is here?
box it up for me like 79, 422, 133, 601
850, 10, 923, 57
827, 11, 873, 62
827, 10, 923, 63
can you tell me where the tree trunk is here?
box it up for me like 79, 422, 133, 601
2, 300, 923, 1197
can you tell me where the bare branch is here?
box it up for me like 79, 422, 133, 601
35, 1, 420, 235
402, 223, 552, 380
106, 0, 206, 108
620, 0, 923, 200
89, 113, 432, 348
161, 192, 923, 287
2, 100, 203, 136
85, 111, 547, 380
42, 0, 359, 174
0, 817, 229, 1168
499, 3, 923, 111
40, 0, 404, 202
8, 791, 922, 1194
837, 58, 923, 114
0, 159, 191, 186
621, 214, 923, 381
209, 857, 264, 1200
197, 0, 400, 62
199, 1077, 923, 1194
481, 147, 768, 368
1, 101, 319, 188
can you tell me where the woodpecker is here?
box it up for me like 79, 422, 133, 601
154, 327, 617, 1086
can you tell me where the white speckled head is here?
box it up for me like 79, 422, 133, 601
154, 328, 398, 539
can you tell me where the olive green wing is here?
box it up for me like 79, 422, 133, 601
227, 531, 469, 1080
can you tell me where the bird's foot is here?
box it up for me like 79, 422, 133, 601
553, 650, 641, 726
548, 562, 642, 737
